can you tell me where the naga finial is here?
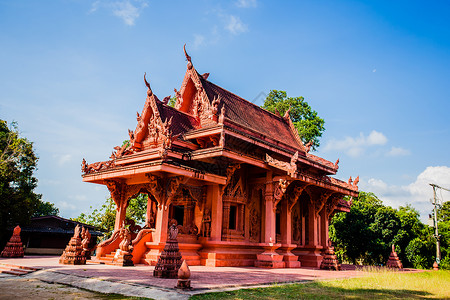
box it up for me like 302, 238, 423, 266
334, 158, 340, 169
183, 44, 193, 69
144, 72, 152, 96
284, 105, 291, 119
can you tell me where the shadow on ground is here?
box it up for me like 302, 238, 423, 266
190, 281, 431, 299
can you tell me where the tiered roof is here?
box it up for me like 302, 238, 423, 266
81, 46, 358, 198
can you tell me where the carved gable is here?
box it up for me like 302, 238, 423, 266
175, 51, 221, 127
130, 74, 174, 152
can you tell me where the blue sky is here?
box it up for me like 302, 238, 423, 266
1, 0, 450, 220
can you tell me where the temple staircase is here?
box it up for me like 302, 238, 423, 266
95, 250, 118, 265
0, 263, 40, 276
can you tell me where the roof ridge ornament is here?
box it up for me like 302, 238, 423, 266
183, 44, 193, 69
144, 72, 153, 96
284, 105, 292, 119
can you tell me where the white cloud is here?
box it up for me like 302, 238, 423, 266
387, 146, 411, 157
361, 166, 450, 220
193, 34, 205, 49
68, 194, 88, 201
89, 0, 148, 26
324, 130, 387, 157
59, 200, 77, 211
236, 0, 257, 8
226, 15, 248, 35
367, 130, 387, 145
55, 153, 72, 166
89, 0, 101, 13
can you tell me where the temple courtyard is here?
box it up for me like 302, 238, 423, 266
0, 256, 425, 300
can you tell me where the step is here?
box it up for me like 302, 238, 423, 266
0, 263, 40, 271
0, 266, 32, 276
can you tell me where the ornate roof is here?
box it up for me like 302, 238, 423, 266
81, 46, 358, 198
199, 77, 306, 153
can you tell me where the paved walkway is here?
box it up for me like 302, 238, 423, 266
0, 256, 420, 299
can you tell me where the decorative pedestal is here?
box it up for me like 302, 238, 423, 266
386, 244, 403, 269
1, 226, 24, 258
111, 225, 134, 266
81, 227, 92, 260
59, 225, 86, 265
176, 260, 192, 290
153, 224, 182, 278
320, 246, 340, 271
112, 249, 134, 266
279, 244, 301, 268
255, 243, 285, 268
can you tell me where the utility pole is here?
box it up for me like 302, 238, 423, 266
430, 183, 450, 265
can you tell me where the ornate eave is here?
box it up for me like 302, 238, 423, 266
82, 159, 226, 186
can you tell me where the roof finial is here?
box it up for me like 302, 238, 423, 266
183, 44, 193, 69
284, 105, 291, 119
144, 72, 152, 96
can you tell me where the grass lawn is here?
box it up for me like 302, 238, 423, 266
190, 270, 450, 299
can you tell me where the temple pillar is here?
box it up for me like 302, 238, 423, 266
114, 199, 128, 231
255, 171, 284, 268
154, 204, 169, 244
146, 195, 151, 225
320, 209, 329, 248
280, 200, 291, 245
308, 202, 318, 247
209, 185, 223, 241
264, 172, 275, 243
279, 199, 300, 268
298, 195, 323, 268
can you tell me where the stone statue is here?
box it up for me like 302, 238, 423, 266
201, 208, 211, 237
169, 223, 178, 240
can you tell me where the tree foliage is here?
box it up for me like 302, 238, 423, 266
262, 90, 325, 150
73, 194, 148, 238
330, 191, 440, 269
0, 120, 42, 243
32, 201, 60, 217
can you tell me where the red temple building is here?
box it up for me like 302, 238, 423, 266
82, 47, 358, 268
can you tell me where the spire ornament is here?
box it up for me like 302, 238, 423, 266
144, 72, 152, 96
183, 44, 193, 69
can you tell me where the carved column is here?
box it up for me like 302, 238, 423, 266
146, 195, 152, 226
222, 203, 230, 238
115, 200, 129, 231
255, 171, 284, 268
320, 209, 329, 248
307, 198, 318, 247
209, 185, 223, 241
264, 171, 275, 244
154, 204, 169, 244
280, 200, 291, 245
105, 180, 127, 231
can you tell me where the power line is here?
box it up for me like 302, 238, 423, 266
430, 183, 450, 265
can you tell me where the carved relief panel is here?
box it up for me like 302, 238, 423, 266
248, 186, 263, 243
222, 168, 247, 241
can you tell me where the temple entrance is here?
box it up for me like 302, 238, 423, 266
169, 189, 199, 238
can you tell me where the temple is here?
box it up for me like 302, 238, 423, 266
82, 46, 358, 268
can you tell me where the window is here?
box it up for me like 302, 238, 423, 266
172, 205, 184, 226
229, 205, 237, 230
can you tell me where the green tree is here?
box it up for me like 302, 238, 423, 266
73, 194, 148, 237
0, 120, 42, 245
262, 90, 325, 150
32, 201, 60, 217
330, 191, 383, 264
438, 201, 450, 222
167, 95, 176, 108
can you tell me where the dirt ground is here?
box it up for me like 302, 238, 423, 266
0, 276, 130, 300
